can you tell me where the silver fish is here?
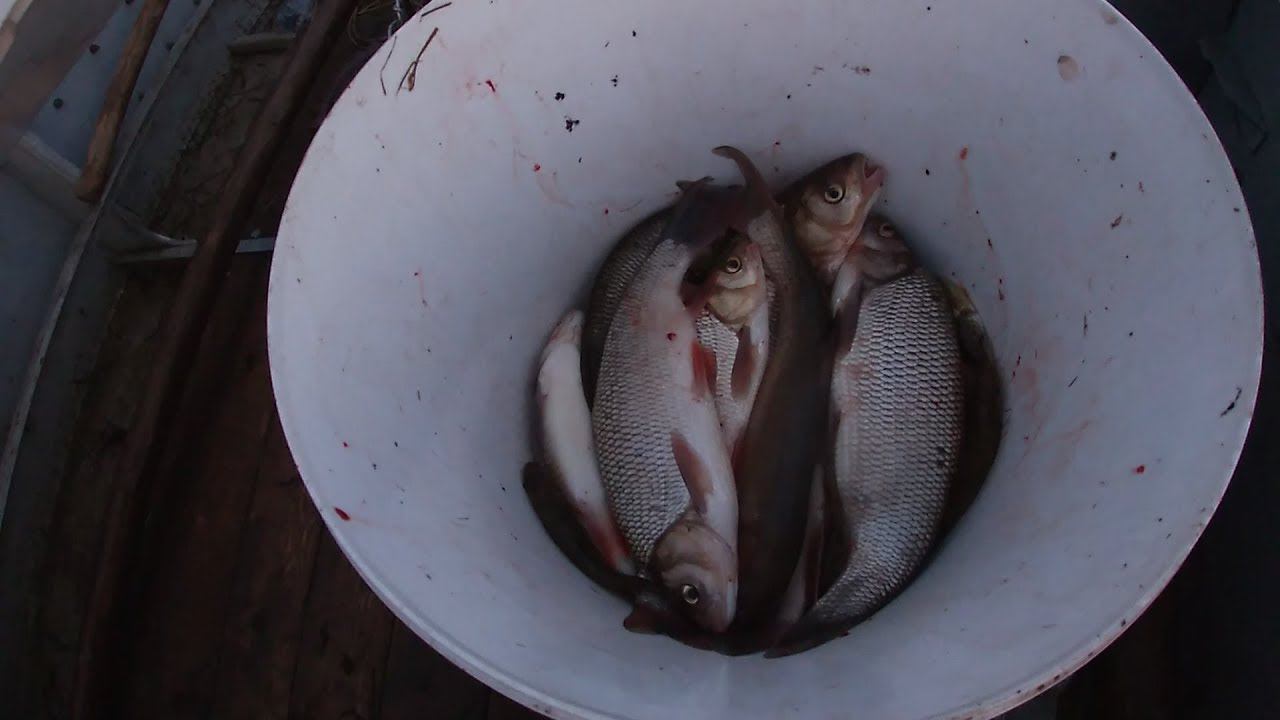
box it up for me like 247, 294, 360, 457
535, 310, 635, 577
772, 220, 963, 656
581, 210, 671, 404
693, 237, 771, 462
713, 146, 829, 629
592, 183, 749, 633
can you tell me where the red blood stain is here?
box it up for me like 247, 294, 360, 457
484, 79, 497, 93
1134, 465, 1146, 474
532, 163, 541, 172
342, 441, 349, 448
335, 507, 351, 521
958, 146, 969, 160
667, 332, 677, 341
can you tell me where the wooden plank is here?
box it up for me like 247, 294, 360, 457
206, 417, 323, 720
288, 532, 395, 720
381, 622, 491, 720
114, 259, 277, 719
486, 692, 548, 720
74, 0, 174, 202
72, 1, 360, 715
18, 269, 181, 719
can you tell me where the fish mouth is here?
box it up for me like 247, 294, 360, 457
860, 159, 886, 196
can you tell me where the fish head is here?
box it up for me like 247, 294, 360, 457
792, 154, 885, 264
706, 238, 767, 326
848, 214, 917, 282
652, 518, 738, 633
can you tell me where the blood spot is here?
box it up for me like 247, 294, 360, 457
667, 332, 677, 341
335, 507, 351, 521
1134, 465, 1146, 474
958, 146, 969, 160
484, 79, 497, 93
532, 163, 541, 172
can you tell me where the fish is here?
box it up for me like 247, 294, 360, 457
581, 209, 672, 404
592, 181, 755, 633
937, 280, 1003, 537
770, 219, 964, 657
782, 153, 885, 286
713, 146, 830, 629
693, 237, 771, 462
535, 310, 635, 577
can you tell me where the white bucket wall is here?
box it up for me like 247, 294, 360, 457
266, 1, 1262, 718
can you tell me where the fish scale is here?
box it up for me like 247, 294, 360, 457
807, 270, 963, 628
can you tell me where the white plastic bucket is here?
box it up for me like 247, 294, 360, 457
266, 1, 1262, 718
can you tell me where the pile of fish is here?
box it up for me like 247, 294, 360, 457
523, 147, 1002, 656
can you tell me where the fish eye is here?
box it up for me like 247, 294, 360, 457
877, 222, 897, 238
724, 256, 743, 274
823, 184, 845, 203
680, 584, 700, 605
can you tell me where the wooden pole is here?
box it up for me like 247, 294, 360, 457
70, 1, 360, 716
73, 0, 172, 203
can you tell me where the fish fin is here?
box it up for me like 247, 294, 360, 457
691, 341, 717, 400
765, 618, 856, 658
675, 175, 714, 192
671, 432, 714, 515
730, 324, 760, 400
713, 146, 778, 214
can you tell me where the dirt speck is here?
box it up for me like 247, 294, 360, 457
1058, 55, 1081, 81
1220, 387, 1243, 417
554, 91, 565, 101
1109, 151, 1117, 161
564, 117, 580, 132
1110, 214, 1123, 229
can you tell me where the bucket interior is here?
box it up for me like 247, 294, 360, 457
267, 1, 1262, 717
